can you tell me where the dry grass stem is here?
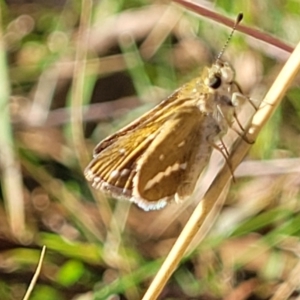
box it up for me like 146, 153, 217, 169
70, 0, 92, 168
0, 5, 25, 238
173, 0, 293, 53
22, 246, 46, 300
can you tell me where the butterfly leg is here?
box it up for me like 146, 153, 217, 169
228, 92, 256, 144
218, 92, 257, 144
232, 110, 255, 144
207, 135, 236, 182
216, 97, 254, 145
231, 90, 258, 110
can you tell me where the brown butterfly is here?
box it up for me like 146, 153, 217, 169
84, 14, 244, 211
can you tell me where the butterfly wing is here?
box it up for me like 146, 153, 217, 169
132, 105, 218, 209
92, 90, 183, 156
85, 90, 194, 198
85, 104, 217, 210
85, 118, 162, 197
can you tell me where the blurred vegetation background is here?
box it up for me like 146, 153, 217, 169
1, 0, 300, 299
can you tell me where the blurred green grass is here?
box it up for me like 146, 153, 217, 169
0, 0, 300, 299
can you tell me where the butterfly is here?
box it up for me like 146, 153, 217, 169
84, 14, 244, 211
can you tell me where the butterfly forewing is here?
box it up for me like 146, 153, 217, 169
85, 119, 161, 195
92, 90, 183, 156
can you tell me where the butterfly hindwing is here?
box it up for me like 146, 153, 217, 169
133, 106, 218, 205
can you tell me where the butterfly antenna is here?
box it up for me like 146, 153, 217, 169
216, 13, 243, 61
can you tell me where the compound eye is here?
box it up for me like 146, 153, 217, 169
208, 75, 222, 89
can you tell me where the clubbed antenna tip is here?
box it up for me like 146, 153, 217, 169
236, 13, 243, 24
216, 12, 243, 61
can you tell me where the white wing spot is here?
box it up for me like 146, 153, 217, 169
110, 170, 120, 178
144, 163, 181, 191
94, 177, 101, 182
177, 140, 185, 147
120, 169, 130, 177
180, 162, 187, 170
119, 148, 126, 155
159, 154, 164, 161
148, 133, 156, 140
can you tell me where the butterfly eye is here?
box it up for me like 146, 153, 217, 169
208, 75, 222, 89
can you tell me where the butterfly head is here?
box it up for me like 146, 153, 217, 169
205, 60, 235, 90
